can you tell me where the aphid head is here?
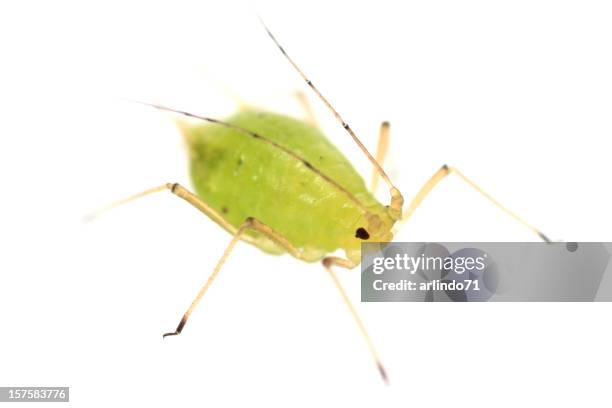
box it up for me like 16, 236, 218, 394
345, 213, 394, 263
364, 212, 394, 241
351, 208, 392, 242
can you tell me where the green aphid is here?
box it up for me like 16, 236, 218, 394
90, 19, 549, 383
184, 110, 396, 263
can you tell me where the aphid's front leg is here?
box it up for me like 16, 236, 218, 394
322, 256, 388, 384
396, 165, 551, 241
370, 121, 390, 193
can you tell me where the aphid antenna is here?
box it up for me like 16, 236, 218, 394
256, 15, 404, 221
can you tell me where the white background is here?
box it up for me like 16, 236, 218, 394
1, 0, 611, 406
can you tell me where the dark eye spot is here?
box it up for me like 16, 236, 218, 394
355, 227, 370, 240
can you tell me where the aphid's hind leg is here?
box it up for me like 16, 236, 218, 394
294, 90, 319, 127
396, 165, 551, 242
163, 216, 307, 338
370, 121, 390, 193
88, 183, 386, 381
85, 183, 236, 234
322, 256, 389, 385
159, 216, 387, 383
198, 65, 250, 110
85, 183, 306, 334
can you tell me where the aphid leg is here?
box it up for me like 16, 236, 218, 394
369, 121, 390, 193
199, 65, 250, 110
294, 90, 318, 127
323, 256, 389, 385
163, 216, 307, 337
86, 184, 309, 332
84, 183, 236, 235
84, 184, 172, 222
395, 165, 551, 242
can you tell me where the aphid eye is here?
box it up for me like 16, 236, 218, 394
355, 227, 370, 240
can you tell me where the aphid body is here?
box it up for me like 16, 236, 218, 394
183, 110, 394, 264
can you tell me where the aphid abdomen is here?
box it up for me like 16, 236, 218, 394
182, 110, 391, 262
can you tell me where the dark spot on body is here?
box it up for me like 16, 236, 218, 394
355, 227, 370, 240
222, 206, 228, 214
237, 158, 243, 166
304, 161, 313, 169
